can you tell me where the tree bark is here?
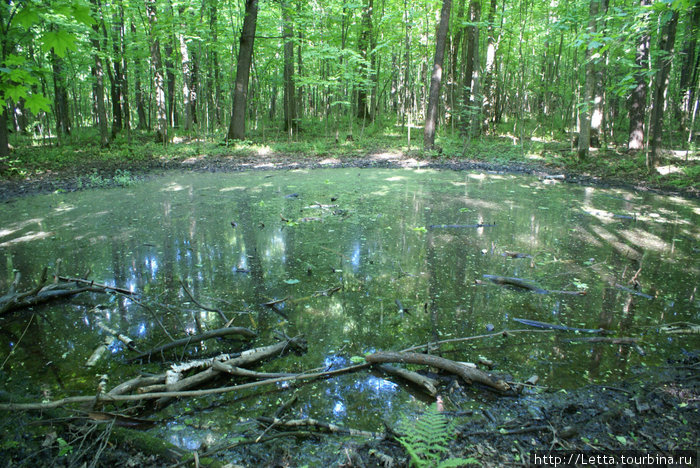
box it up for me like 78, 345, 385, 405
131, 22, 148, 130
481, 0, 498, 134
423, 0, 452, 150
678, 4, 700, 126
145, 0, 168, 143
577, 0, 600, 160
90, 0, 110, 147
175, 6, 194, 133
627, 0, 651, 151
0, 107, 8, 158
226, 0, 258, 140
648, 10, 679, 168
51, 49, 71, 139
461, 0, 480, 131
357, 0, 373, 120
282, 0, 297, 134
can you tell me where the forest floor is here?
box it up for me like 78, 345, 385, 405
0, 132, 698, 200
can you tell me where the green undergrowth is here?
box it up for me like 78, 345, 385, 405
2, 123, 697, 194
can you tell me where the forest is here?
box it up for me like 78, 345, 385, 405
1, 1, 699, 466
0, 0, 698, 190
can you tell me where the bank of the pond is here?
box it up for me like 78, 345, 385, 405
1, 355, 697, 467
0, 150, 698, 202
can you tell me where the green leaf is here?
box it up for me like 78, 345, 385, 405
284, 279, 300, 284
349, 356, 365, 364
71, 2, 95, 25
5, 85, 28, 103
25, 93, 52, 114
41, 30, 77, 57
13, 5, 41, 29
57, 438, 73, 456
615, 435, 627, 445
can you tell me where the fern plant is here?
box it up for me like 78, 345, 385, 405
397, 403, 479, 467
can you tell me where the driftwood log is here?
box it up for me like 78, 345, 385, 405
365, 351, 510, 392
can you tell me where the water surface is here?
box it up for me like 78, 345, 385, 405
1, 168, 698, 452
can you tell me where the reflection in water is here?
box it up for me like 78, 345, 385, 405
0, 168, 698, 448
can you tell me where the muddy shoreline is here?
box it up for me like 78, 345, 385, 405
1, 153, 698, 202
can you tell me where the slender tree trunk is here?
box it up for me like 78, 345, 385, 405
108, 9, 123, 138
678, 4, 700, 128
462, 0, 480, 132
627, 0, 651, 151
131, 22, 148, 130
51, 49, 71, 139
590, 0, 609, 147
145, 0, 168, 143
357, 0, 373, 120
448, 0, 466, 126
90, 0, 110, 147
117, 0, 130, 137
0, 107, 8, 157
648, 10, 679, 168
282, 0, 297, 134
423, 0, 452, 150
178, 6, 194, 132
577, 0, 600, 160
481, 0, 498, 134
226, 0, 258, 140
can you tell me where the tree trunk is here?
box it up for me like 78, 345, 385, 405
226, 0, 258, 141
423, 0, 452, 150
117, 0, 130, 136
90, 0, 110, 147
132, 22, 148, 130
179, 6, 195, 132
145, 0, 168, 143
356, 0, 373, 120
627, 0, 651, 151
0, 107, 8, 157
462, 0, 480, 132
590, 0, 609, 148
678, 4, 700, 127
481, 0, 498, 134
51, 50, 71, 139
282, 0, 297, 134
577, 0, 600, 160
648, 10, 679, 168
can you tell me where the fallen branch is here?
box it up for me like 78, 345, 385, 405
256, 416, 382, 438
513, 317, 605, 334
365, 351, 510, 392
428, 223, 496, 229
128, 326, 256, 362
399, 329, 556, 353
376, 364, 438, 396
57, 276, 134, 295
0, 362, 370, 411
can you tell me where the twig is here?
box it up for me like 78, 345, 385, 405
180, 279, 228, 322
0, 313, 34, 371
399, 329, 556, 353
57, 275, 134, 295
128, 326, 256, 362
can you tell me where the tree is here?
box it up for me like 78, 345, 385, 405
423, 0, 452, 150
145, 0, 168, 143
578, 0, 601, 160
226, 0, 258, 141
648, 8, 679, 168
90, 0, 110, 147
628, 0, 651, 151
282, 0, 297, 135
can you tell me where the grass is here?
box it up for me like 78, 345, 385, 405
1, 119, 698, 194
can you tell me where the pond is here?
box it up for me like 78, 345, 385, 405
0, 167, 698, 461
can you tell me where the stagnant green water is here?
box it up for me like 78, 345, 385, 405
0, 168, 698, 455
